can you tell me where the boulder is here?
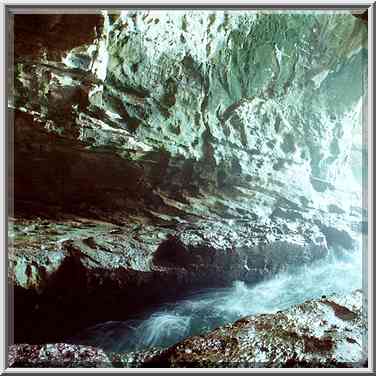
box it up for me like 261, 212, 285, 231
143, 290, 367, 368
8, 343, 111, 368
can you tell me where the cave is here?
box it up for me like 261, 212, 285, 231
7, 9, 368, 369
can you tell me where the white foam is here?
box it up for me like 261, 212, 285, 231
71, 238, 363, 352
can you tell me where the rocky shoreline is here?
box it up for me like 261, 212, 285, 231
9, 291, 367, 368
8, 10, 367, 369
9, 211, 359, 345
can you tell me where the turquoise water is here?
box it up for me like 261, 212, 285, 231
70, 237, 364, 353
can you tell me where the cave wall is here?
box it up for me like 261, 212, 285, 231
10, 10, 367, 222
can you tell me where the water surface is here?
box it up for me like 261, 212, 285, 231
69, 238, 364, 353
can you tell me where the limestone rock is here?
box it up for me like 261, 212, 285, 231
143, 290, 367, 368
8, 11, 367, 361
8, 343, 111, 368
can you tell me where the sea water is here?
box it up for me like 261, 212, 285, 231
69, 236, 365, 353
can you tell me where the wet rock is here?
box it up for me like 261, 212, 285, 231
8, 343, 111, 368
8, 11, 367, 357
143, 290, 367, 368
319, 224, 354, 250
9, 214, 333, 300
110, 348, 164, 368
9, 214, 335, 344
8, 292, 366, 368
322, 300, 357, 321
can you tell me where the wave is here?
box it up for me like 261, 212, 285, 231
69, 236, 364, 352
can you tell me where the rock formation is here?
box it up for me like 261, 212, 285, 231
123, 290, 368, 368
8, 292, 367, 368
8, 10, 368, 367
8, 343, 111, 368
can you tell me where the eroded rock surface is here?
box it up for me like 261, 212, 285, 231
8, 10, 367, 363
8, 292, 366, 368
10, 11, 367, 220
8, 343, 111, 368
9, 212, 334, 343
141, 290, 367, 368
